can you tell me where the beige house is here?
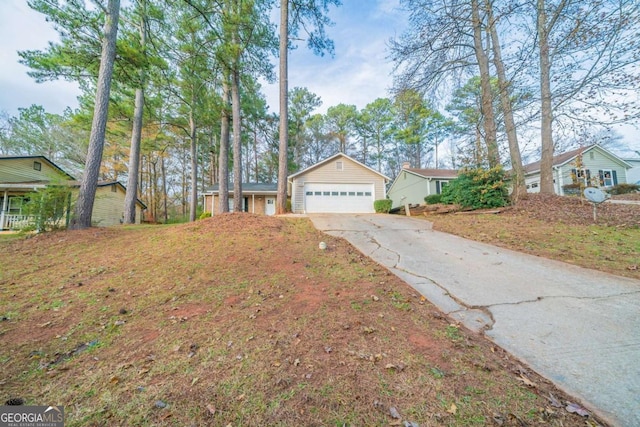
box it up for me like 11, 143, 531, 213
288, 153, 391, 214
387, 164, 458, 209
0, 155, 145, 230
203, 183, 277, 215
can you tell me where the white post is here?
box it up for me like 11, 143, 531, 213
1, 191, 7, 230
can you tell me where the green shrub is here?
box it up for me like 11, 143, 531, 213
424, 194, 442, 205
374, 199, 392, 213
608, 183, 639, 195
440, 166, 509, 209
22, 185, 73, 232
199, 211, 212, 220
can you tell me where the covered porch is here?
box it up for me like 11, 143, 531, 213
1, 183, 46, 230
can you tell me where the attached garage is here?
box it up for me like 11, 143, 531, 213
289, 153, 390, 214
303, 183, 374, 213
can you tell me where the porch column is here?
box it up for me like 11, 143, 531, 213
1, 191, 7, 230
252, 194, 255, 214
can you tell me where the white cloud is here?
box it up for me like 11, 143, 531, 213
0, 0, 81, 115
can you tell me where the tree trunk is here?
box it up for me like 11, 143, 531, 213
124, 87, 144, 224
189, 110, 198, 221
253, 126, 259, 183
70, 0, 120, 229
471, 0, 499, 168
124, 2, 146, 224
538, 0, 555, 194
161, 154, 168, 222
218, 79, 230, 213
485, 0, 526, 201
276, 0, 289, 214
231, 67, 243, 213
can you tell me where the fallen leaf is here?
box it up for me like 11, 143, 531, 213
447, 403, 457, 415
547, 392, 562, 408
389, 406, 401, 419
566, 402, 589, 417
517, 374, 537, 388
206, 404, 216, 415
191, 377, 199, 386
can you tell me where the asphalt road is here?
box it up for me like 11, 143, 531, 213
310, 213, 640, 427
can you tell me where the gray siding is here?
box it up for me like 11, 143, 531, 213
388, 171, 435, 208
557, 148, 628, 193
525, 146, 630, 195
387, 171, 456, 207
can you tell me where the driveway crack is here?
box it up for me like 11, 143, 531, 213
485, 290, 640, 308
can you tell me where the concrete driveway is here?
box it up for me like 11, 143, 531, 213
310, 213, 640, 427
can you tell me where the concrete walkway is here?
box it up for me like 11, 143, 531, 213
310, 214, 640, 427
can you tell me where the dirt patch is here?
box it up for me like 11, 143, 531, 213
0, 214, 608, 426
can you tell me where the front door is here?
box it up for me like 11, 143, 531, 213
265, 197, 276, 216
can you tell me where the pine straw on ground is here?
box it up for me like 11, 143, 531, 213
429, 193, 640, 280
0, 214, 607, 426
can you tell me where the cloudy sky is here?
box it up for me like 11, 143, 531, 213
1, 0, 637, 154
0, 0, 407, 116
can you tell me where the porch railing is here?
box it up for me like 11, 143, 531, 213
1, 214, 37, 230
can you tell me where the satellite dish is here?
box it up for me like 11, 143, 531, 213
583, 187, 607, 204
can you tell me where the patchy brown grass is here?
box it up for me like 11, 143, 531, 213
428, 194, 640, 281
1, 214, 607, 426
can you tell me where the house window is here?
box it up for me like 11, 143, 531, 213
336, 161, 343, 171
8, 196, 24, 214
33, 161, 41, 171
323, 191, 330, 196
572, 168, 591, 185
331, 191, 339, 196
364, 191, 372, 196
356, 192, 364, 196
314, 191, 321, 196
436, 180, 449, 195
306, 191, 313, 196
348, 191, 355, 196
531, 182, 539, 189
599, 169, 616, 187
589, 151, 594, 160
340, 191, 347, 196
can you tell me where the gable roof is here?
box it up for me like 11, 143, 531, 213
523, 145, 632, 174
0, 155, 76, 180
288, 152, 391, 181
403, 168, 458, 179
205, 183, 278, 194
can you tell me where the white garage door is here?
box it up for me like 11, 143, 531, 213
304, 183, 375, 213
